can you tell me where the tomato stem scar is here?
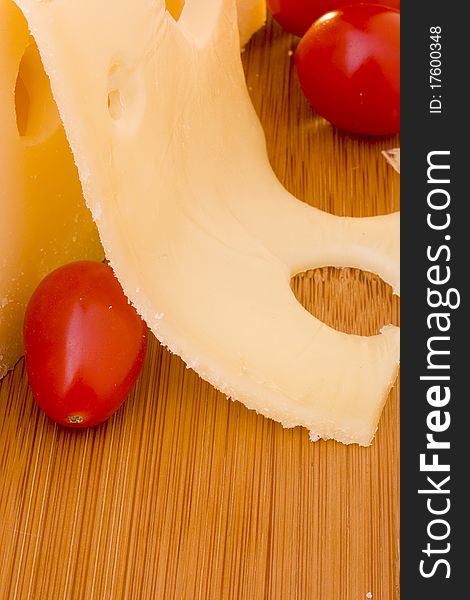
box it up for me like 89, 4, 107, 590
67, 415, 84, 424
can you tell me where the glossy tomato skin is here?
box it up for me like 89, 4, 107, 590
267, 0, 400, 37
295, 5, 400, 135
23, 261, 147, 427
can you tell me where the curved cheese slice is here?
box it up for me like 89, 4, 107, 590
14, 0, 400, 445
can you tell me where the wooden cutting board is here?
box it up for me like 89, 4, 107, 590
0, 15, 400, 600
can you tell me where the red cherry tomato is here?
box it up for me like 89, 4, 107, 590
23, 261, 147, 427
267, 0, 400, 37
294, 5, 400, 135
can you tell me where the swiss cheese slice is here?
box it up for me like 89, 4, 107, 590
13, 0, 399, 445
0, 0, 103, 378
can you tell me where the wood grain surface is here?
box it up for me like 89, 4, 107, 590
0, 13, 400, 600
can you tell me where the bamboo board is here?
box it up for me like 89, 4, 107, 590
0, 15, 400, 600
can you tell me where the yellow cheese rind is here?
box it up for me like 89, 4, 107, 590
0, 0, 103, 378
14, 0, 399, 445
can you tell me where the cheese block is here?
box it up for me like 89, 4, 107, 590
13, 0, 400, 445
0, 0, 103, 378
166, 0, 266, 46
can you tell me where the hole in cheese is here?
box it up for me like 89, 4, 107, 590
14, 37, 61, 143
106, 62, 146, 132
108, 89, 123, 120
291, 267, 399, 337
